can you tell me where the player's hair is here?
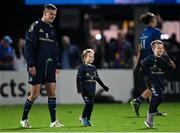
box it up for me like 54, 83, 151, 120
139, 12, 156, 25
81, 49, 94, 63
151, 40, 164, 49
44, 4, 57, 10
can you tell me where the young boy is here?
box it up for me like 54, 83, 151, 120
76, 49, 109, 126
139, 40, 175, 128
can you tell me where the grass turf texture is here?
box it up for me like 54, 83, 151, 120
0, 103, 180, 132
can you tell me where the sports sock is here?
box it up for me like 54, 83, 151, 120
136, 96, 144, 104
48, 98, 56, 122
22, 99, 33, 120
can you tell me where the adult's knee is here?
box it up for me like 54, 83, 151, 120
47, 90, 55, 97
29, 92, 40, 101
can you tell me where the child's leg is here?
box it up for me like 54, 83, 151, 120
82, 95, 90, 118
145, 95, 162, 128
81, 95, 94, 126
149, 96, 162, 114
87, 98, 94, 121
145, 86, 163, 128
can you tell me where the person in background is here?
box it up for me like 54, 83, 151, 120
130, 12, 175, 116
59, 35, 81, 69
13, 38, 27, 70
0, 35, 14, 70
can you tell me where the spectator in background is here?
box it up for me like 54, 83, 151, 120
165, 33, 180, 69
107, 38, 117, 68
88, 35, 105, 68
110, 32, 133, 69
0, 35, 14, 70
13, 38, 27, 70
59, 35, 81, 69
167, 33, 180, 53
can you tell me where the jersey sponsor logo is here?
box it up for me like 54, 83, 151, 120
39, 37, 55, 43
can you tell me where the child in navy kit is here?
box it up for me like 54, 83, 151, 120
139, 40, 175, 128
76, 49, 109, 126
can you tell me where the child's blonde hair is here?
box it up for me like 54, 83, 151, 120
151, 40, 164, 50
81, 49, 95, 63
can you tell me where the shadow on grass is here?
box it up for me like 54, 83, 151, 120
124, 116, 146, 118
0, 126, 48, 131
0, 125, 91, 131
135, 127, 157, 130
63, 125, 92, 128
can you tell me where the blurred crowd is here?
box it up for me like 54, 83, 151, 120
0, 36, 26, 70
0, 32, 180, 71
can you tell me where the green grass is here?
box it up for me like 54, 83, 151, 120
0, 103, 180, 132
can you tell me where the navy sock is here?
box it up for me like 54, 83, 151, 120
48, 98, 56, 122
136, 96, 144, 104
22, 99, 33, 120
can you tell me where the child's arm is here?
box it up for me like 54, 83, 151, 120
162, 52, 176, 69
76, 66, 83, 94
161, 55, 176, 70
76, 76, 82, 94
96, 78, 109, 92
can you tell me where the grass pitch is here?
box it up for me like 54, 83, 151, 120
0, 103, 180, 132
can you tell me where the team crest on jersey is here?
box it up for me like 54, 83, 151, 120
39, 29, 44, 33
46, 33, 49, 38
86, 73, 90, 76
153, 64, 157, 68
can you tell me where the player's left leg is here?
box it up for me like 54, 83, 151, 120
87, 97, 94, 126
46, 83, 64, 127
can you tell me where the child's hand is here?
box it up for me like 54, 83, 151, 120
103, 86, 109, 92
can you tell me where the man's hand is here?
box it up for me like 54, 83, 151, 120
56, 69, 61, 77
29, 66, 36, 76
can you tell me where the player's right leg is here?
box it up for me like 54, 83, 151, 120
46, 83, 64, 128
20, 84, 41, 128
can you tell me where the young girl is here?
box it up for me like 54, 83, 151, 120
76, 49, 109, 126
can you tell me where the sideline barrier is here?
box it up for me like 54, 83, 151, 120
0, 70, 133, 105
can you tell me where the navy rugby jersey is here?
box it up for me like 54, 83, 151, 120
76, 63, 99, 96
25, 19, 60, 69
140, 55, 173, 88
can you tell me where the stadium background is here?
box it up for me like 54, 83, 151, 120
0, 0, 180, 131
